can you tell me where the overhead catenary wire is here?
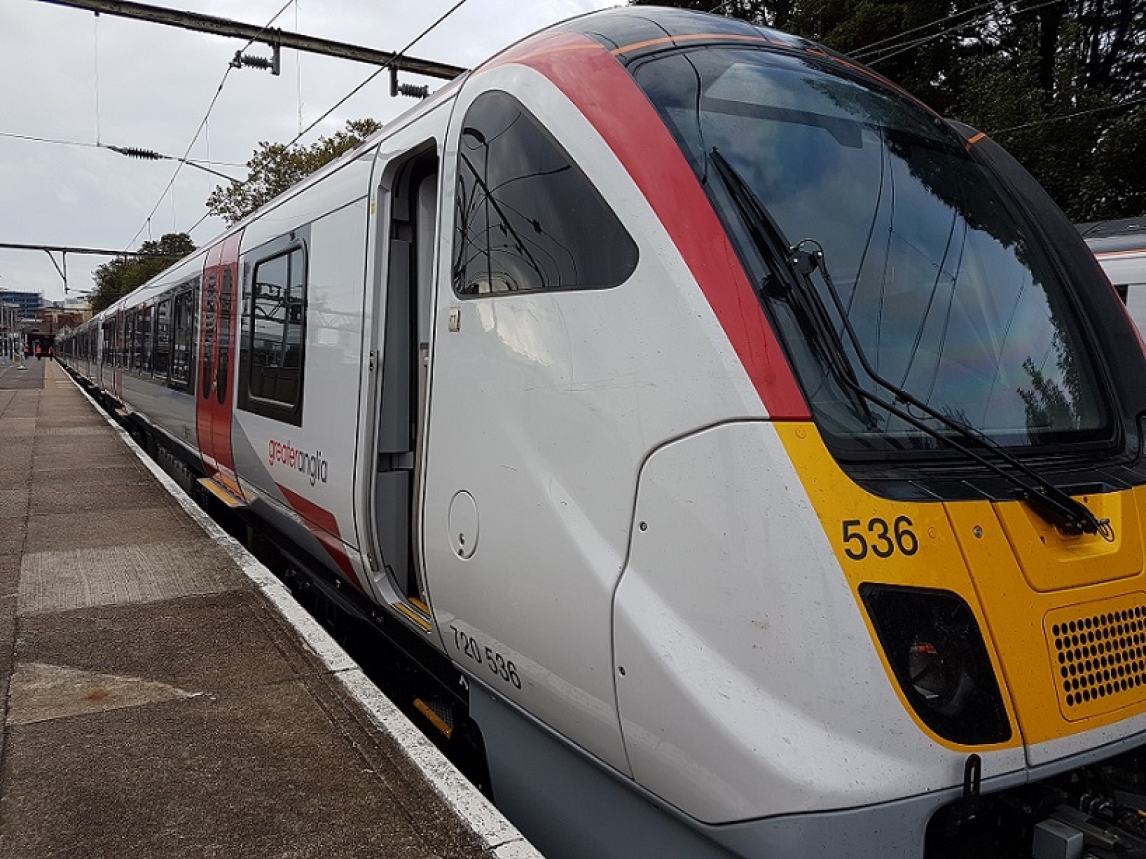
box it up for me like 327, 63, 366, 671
0, 130, 245, 168
700, 0, 1057, 72
854, 0, 1065, 65
989, 93, 1146, 135
92, 9, 101, 146
174, 0, 471, 247
278, 0, 470, 154
849, 0, 1012, 57
295, 0, 303, 137
121, 0, 296, 251
853, 4, 1008, 61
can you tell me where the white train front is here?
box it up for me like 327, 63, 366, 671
59, 7, 1146, 858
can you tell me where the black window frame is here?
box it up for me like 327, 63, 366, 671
153, 296, 172, 379
452, 90, 638, 298
140, 304, 154, 375
238, 231, 308, 426
169, 282, 197, 391
102, 318, 116, 366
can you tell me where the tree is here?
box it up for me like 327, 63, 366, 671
951, 0, 1146, 221
205, 118, 383, 225
91, 233, 196, 313
628, 0, 795, 28
630, 0, 1146, 221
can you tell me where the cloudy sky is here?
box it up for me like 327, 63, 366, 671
0, 0, 625, 304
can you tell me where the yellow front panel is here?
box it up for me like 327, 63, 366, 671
774, 423, 1018, 751
1045, 594, 1146, 721
994, 488, 1142, 592
776, 422, 1146, 750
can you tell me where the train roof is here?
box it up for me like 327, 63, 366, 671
83, 5, 901, 328
547, 5, 815, 60
1078, 217, 1146, 254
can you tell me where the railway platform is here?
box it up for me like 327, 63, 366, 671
0, 357, 538, 858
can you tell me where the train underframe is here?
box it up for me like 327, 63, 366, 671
929, 750, 1146, 859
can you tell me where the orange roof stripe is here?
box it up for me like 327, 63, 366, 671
1095, 249, 1146, 259
610, 32, 778, 56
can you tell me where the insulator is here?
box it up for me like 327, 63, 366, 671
396, 82, 430, 99
235, 53, 273, 70
107, 145, 162, 160
389, 65, 429, 100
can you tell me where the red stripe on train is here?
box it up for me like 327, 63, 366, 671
494, 31, 810, 420
278, 485, 366, 593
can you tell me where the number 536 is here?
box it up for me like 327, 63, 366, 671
842, 517, 918, 560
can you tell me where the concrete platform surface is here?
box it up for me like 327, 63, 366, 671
0, 358, 539, 858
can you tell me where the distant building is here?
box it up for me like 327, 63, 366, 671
0, 289, 43, 320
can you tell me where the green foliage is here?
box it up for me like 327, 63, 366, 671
630, 0, 793, 28
205, 118, 383, 225
91, 233, 196, 313
631, 0, 1146, 221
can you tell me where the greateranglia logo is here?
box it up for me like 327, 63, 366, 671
268, 438, 329, 486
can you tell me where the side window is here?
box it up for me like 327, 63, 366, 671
170, 287, 195, 389
123, 312, 134, 369
120, 316, 131, 371
216, 264, 234, 404
453, 91, 638, 296
201, 269, 217, 400
153, 298, 172, 378
141, 305, 153, 375
102, 320, 115, 366
239, 244, 306, 425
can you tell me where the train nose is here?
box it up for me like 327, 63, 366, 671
947, 488, 1146, 767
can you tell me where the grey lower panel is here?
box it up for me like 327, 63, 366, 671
470, 682, 943, 859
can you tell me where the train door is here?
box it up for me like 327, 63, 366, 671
195, 231, 245, 502
366, 146, 438, 622
112, 307, 124, 399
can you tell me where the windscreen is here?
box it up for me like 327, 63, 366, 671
633, 48, 1111, 454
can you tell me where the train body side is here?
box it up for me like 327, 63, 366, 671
56, 8, 1146, 859
1083, 219, 1146, 336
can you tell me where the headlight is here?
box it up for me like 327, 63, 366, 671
860, 584, 1011, 745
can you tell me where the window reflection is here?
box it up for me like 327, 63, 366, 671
636, 49, 1108, 451
248, 248, 305, 408
453, 91, 637, 296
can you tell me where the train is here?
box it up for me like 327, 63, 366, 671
1082, 218, 1146, 337
57, 7, 1146, 857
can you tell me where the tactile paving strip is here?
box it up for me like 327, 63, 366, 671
19, 540, 237, 615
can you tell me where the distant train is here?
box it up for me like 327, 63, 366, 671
1082, 218, 1146, 336
59, 7, 1146, 857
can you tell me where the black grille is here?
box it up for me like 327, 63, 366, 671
1052, 600, 1146, 713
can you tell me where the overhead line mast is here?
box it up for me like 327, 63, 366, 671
0, 242, 184, 294
37, 0, 468, 81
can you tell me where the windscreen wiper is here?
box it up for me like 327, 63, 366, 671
709, 149, 880, 432
708, 147, 1111, 539
791, 238, 1111, 539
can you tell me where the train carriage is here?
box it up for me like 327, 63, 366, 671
58, 8, 1146, 857
1082, 218, 1146, 337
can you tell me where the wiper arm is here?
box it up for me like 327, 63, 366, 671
790, 239, 1112, 540
709, 148, 880, 432
707, 147, 1110, 539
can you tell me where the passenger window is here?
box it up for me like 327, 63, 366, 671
154, 298, 172, 378
103, 320, 115, 366
452, 91, 637, 296
140, 305, 153, 374
170, 287, 195, 389
239, 245, 306, 424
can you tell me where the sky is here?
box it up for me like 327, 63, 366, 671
0, 0, 626, 305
